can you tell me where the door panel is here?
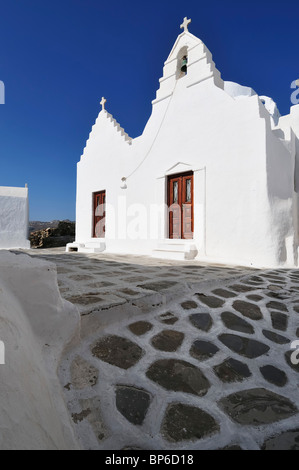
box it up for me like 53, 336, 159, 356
93, 191, 106, 238
168, 172, 193, 239
169, 176, 181, 239
182, 174, 193, 239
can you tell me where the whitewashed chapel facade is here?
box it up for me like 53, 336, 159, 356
68, 18, 299, 268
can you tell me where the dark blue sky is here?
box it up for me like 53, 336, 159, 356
0, 0, 298, 220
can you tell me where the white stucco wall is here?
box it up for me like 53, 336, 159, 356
75, 30, 298, 268
0, 186, 30, 249
0, 251, 80, 449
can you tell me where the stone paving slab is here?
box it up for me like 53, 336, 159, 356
22, 248, 299, 450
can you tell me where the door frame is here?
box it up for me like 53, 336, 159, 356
92, 190, 106, 238
167, 171, 194, 239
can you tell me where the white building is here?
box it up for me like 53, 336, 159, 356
0, 185, 30, 249
68, 18, 299, 268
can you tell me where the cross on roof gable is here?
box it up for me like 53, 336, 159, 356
180, 17, 191, 32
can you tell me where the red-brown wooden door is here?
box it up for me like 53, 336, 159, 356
168, 172, 193, 239
93, 191, 106, 238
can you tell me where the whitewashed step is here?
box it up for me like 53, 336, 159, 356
66, 241, 106, 253
153, 249, 187, 261
156, 243, 189, 252
66, 242, 84, 252
80, 246, 105, 253
84, 241, 105, 248
152, 242, 198, 260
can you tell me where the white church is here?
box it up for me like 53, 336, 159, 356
67, 18, 299, 268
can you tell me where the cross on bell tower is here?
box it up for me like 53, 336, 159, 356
100, 97, 107, 110
180, 17, 191, 33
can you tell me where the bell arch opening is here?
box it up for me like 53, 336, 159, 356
176, 47, 188, 79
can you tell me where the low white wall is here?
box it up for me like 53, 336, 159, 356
0, 251, 80, 450
0, 186, 30, 249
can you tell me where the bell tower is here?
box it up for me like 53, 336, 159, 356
152, 17, 223, 105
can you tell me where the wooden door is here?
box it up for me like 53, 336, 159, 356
168, 172, 193, 239
93, 191, 106, 238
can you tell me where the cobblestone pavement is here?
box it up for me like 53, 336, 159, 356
28, 248, 299, 450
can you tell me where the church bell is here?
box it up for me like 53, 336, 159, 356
181, 56, 187, 73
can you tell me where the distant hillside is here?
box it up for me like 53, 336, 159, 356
29, 220, 74, 234
29, 220, 75, 248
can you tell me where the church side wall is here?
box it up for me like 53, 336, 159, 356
75, 115, 133, 244
265, 110, 298, 266
289, 106, 299, 245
